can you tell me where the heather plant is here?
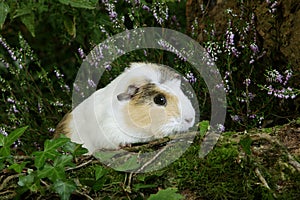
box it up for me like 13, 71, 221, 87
195, 3, 299, 130
0, 34, 71, 152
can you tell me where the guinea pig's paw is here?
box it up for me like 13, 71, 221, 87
119, 143, 132, 148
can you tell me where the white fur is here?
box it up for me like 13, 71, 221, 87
67, 62, 196, 154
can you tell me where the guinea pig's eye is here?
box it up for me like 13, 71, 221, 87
153, 94, 167, 106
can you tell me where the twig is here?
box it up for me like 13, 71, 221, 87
288, 154, 300, 172
0, 190, 16, 199
255, 167, 270, 190
40, 179, 50, 189
74, 190, 94, 200
66, 156, 94, 171
136, 145, 167, 173
0, 173, 23, 191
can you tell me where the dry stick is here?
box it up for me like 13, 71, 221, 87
254, 167, 270, 190
250, 133, 300, 172
40, 179, 51, 188
0, 173, 23, 191
288, 154, 300, 172
135, 145, 168, 173
66, 156, 94, 171
0, 190, 16, 200
74, 190, 93, 200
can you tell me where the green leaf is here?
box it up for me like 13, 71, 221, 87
6, 126, 28, 147
33, 138, 69, 168
44, 138, 70, 152
92, 177, 106, 191
199, 120, 209, 137
64, 16, 76, 38
0, 147, 10, 157
0, 133, 5, 146
18, 173, 35, 187
13, 8, 31, 19
21, 14, 35, 37
95, 165, 106, 180
239, 135, 252, 155
37, 164, 65, 182
33, 151, 50, 169
115, 156, 140, 171
0, 2, 9, 29
53, 154, 74, 168
58, 0, 97, 9
8, 162, 28, 173
62, 140, 88, 156
53, 180, 76, 200
148, 188, 184, 200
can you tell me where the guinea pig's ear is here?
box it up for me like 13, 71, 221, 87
117, 85, 139, 101
173, 73, 182, 85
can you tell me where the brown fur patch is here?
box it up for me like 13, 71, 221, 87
54, 112, 72, 138
164, 93, 180, 119
124, 83, 180, 132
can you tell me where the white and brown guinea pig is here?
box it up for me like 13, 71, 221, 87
55, 62, 196, 154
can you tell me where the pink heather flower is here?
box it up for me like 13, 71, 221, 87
142, 5, 150, 12
231, 115, 241, 122
250, 43, 259, 54
88, 79, 97, 88
78, 48, 86, 59
7, 97, 15, 103
186, 71, 197, 83
0, 127, 8, 136
216, 124, 225, 132
243, 78, 251, 86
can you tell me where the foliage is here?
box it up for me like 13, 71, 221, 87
148, 188, 183, 200
0, 127, 89, 199
0, 126, 28, 157
0, 33, 71, 152
0, 0, 299, 199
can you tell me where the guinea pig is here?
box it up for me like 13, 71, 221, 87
55, 62, 196, 154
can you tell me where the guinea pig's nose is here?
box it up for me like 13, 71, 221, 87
184, 118, 194, 124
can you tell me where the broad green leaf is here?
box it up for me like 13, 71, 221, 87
64, 16, 76, 38
21, 14, 35, 37
44, 138, 69, 152
93, 151, 117, 161
6, 126, 28, 147
148, 188, 184, 200
33, 138, 69, 168
95, 165, 106, 180
53, 180, 76, 200
13, 8, 31, 19
198, 120, 209, 137
115, 155, 140, 171
33, 151, 50, 169
0, 2, 9, 29
58, 0, 96, 9
0, 133, 5, 146
37, 164, 65, 182
92, 177, 106, 191
0, 146, 10, 157
18, 174, 35, 187
8, 162, 28, 173
53, 154, 74, 168
62, 140, 88, 156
